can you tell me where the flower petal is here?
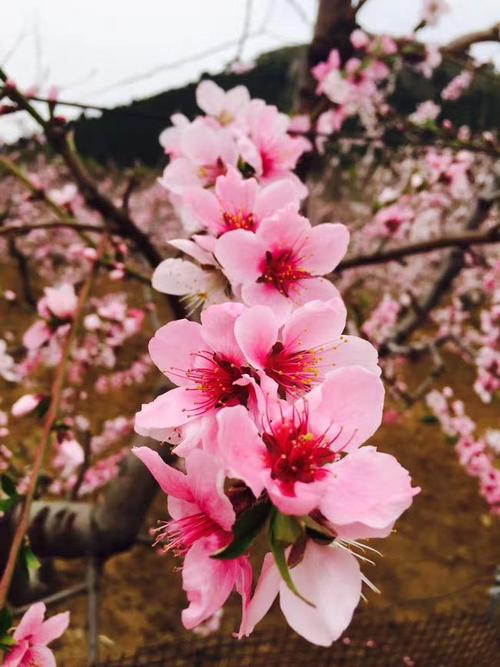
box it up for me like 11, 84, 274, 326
279, 543, 361, 646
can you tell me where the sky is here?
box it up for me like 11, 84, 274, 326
1, 0, 499, 141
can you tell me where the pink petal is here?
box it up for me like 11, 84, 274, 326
181, 537, 239, 629
326, 335, 380, 375
238, 552, 281, 637
184, 449, 235, 531
152, 259, 212, 297
23, 321, 51, 351
34, 611, 70, 645
3, 641, 29, 667
196, 80, 225, 116
282, 298, 346, 352
216, 406, 267, 497
200, 302, 245, 363
241, 282, 292, 320
24, 645, 56, 667
135, 387, 199, 433
159, 158, 200, 194
132, 446, 193, 501
13, 602, 45, 641
321, 446, 419, 538
300, 223, 349, 274
214, 230, 264, 284
307, 366, 384, 452
148, 320, 205, 386
279, 543, 361, 646
290, 277, 340, 306
254, 179, 305, 221
215, 166, 257, 216
183, 187, 223, 234
169, 238, 215, 265
234, 306, 279, 370
266, 478, 324, 516
256, 207, 310, 249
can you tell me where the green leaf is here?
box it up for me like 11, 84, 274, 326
269, 511, 314, 607
0, 609, 12, 637
420, 414, 439, 425
212, 501, 271, 560
0, 635, 16, 649
271, 512, 303, 546
1, 475, 17, 498
20, 543, 41, 574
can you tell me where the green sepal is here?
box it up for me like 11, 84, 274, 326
269, 510, 314, 607
212, 501, 271, 560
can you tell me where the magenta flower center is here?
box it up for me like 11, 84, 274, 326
258, 249, 310, 296
263, 416, 338, 485
184, 352, 250, 415
265, 341, 322, 395
222, 209, 255, 232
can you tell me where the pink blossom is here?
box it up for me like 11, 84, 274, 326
196, 80, 250, 126
441, 71, 473, 101
40, 283, 77, 320
350, 29, 370, 50
312, 50, 341, 95
215, 206, 349, 318
215, 366, 389, 516
420, 0, 450, 26
238, 100, 311, 181
182, 165, 305, 237
0, 339, 18, 382
3, 601, 69, 667
234, 299, 380, 396
239, 543, 362, 646
135, 303, 260, 437
159, 119, 238, 194
132, 447, 252, 629
371, 204, 414, 239
11, 393, 42, 417
409, 100, 441, 125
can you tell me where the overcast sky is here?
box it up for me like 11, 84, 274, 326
1, 0, 499, 141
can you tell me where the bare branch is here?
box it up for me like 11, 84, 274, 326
338, 226, 500, 271
444, 22, 500, 54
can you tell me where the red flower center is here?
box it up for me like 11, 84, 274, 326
222, 209, 256, 232
263, 413, 339, 486
265, 341, 322, 395
184, 352, 251, 415
258, 249, 310, 297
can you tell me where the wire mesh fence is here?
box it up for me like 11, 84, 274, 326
98, 609, 500, 667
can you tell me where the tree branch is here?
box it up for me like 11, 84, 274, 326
338, 226, 500, 271
444, 22, 500, 54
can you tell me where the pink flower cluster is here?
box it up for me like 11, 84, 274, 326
312, 31, 397, 136
426, 388, 500, 514
133, 81, 419, 646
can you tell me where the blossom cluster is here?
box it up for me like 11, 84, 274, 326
426, 388, 500, 514
133, 80, 419, 645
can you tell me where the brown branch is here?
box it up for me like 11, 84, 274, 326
7, 237, 36, 307
0, 221, 106, 237
444, 22, 500, 54
0, 236, 107, 608
0, 69, 161, 270
338, 227, 500, 271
